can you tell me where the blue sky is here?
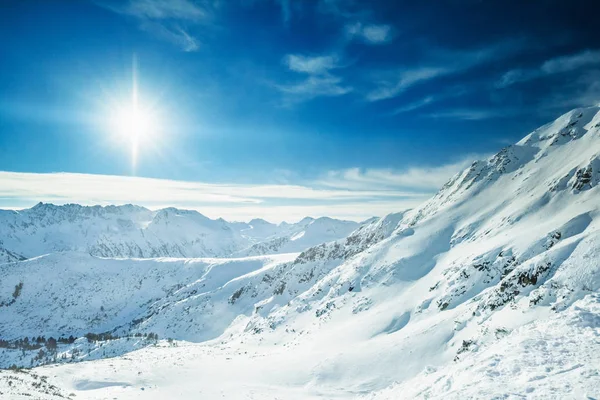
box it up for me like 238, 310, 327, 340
0, 0, 599, 221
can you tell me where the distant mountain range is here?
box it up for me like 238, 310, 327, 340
0, 203, 361, 262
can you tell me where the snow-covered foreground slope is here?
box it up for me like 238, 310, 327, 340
369, 294, 600, 399
3, 295, 598, 399
0, 204, 358, 260
2, 106, 600, 399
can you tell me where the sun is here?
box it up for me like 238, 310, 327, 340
107, 56, 160, 173
112, 103, 155, 165
110, 103, 156, 170
115, 106, 152, 142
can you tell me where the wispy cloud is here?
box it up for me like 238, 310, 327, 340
391, 95, 436, 115
284, 54, 340, 74
497, 49, 600, 88
426, 108, 522, 121
367, 40, 529, 101
317, 0, 393, 46
346, 22, 393, 45
276, 75, 352, 98
0, 156, 486, 221
277, 53, 352, 103
275, 0, 293, 24
535, 70, 600, 112
368, 67, 448, 102
121, 0, 207, 20
390, 87, 468, 115
139, 20, 200, 51
318, 155, 489, 192
542, 50, 600, 74
95, 0, 211, 51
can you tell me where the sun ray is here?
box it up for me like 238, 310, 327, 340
108, 54, 160, 175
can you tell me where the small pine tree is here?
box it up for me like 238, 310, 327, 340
12, 282, 23, 299
46, 337, 57, 350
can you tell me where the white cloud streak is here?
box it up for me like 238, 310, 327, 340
95, 0, 209, 52
277, 53, 352, 103
391, 96, 436, 114
390, 87, 468, 115
426, 109, 515, 121
276, 75, 352, 98
346, 22, 392, 45
139, 20, 200, 52
541, 50, 600, 74
318, 155, 489, 191
367, 67, 447, 102
497, 49, 600, 88
123, 0, 208, 20
0, 156, 485, 221
367, 40, 529, 101
285, 54, 340, 75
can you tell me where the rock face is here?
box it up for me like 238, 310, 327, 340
0, 204, 359, 261
1, 107, 600, 398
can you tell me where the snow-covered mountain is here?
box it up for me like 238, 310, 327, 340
0, 204, 359, 261
2, 106, 600, 399
235, 216, 360, 256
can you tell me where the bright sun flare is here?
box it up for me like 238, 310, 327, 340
109, 56, 159, 173
113, 105, 154, 166
111, 104, 155, 171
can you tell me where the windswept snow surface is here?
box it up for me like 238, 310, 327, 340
2, 106, 600, 399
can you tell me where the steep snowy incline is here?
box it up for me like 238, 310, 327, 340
213, 105, 600, 395
0, 204, 358, 260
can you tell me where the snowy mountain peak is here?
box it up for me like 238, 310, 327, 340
248, 218, 274, 226
404, 106, 600, 228
298, 216, 315, 224
518, 105, 600, 147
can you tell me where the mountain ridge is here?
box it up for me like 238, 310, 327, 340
0, 203, 361, 262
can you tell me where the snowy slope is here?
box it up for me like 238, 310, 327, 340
369, 294, 600, 399
235, 217, 360, 256
0, 252, 296, 342
0, 204, 356, 261
2, 106, 600, 398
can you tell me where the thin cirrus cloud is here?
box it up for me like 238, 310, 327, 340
285, 54, 341, 74
497, 49, 600, 88
367, 39, 530, 102
367, 67, 448, 102
0, 156, 486, 221
391, 95, 436, 115
426, 109, 512, 121
276, 53, 352, 103
276, 75, 352, 97
346, 22, 393, 45
390, 87, 468, 115
318, 154, 489, 191
94, 0, 209, 51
